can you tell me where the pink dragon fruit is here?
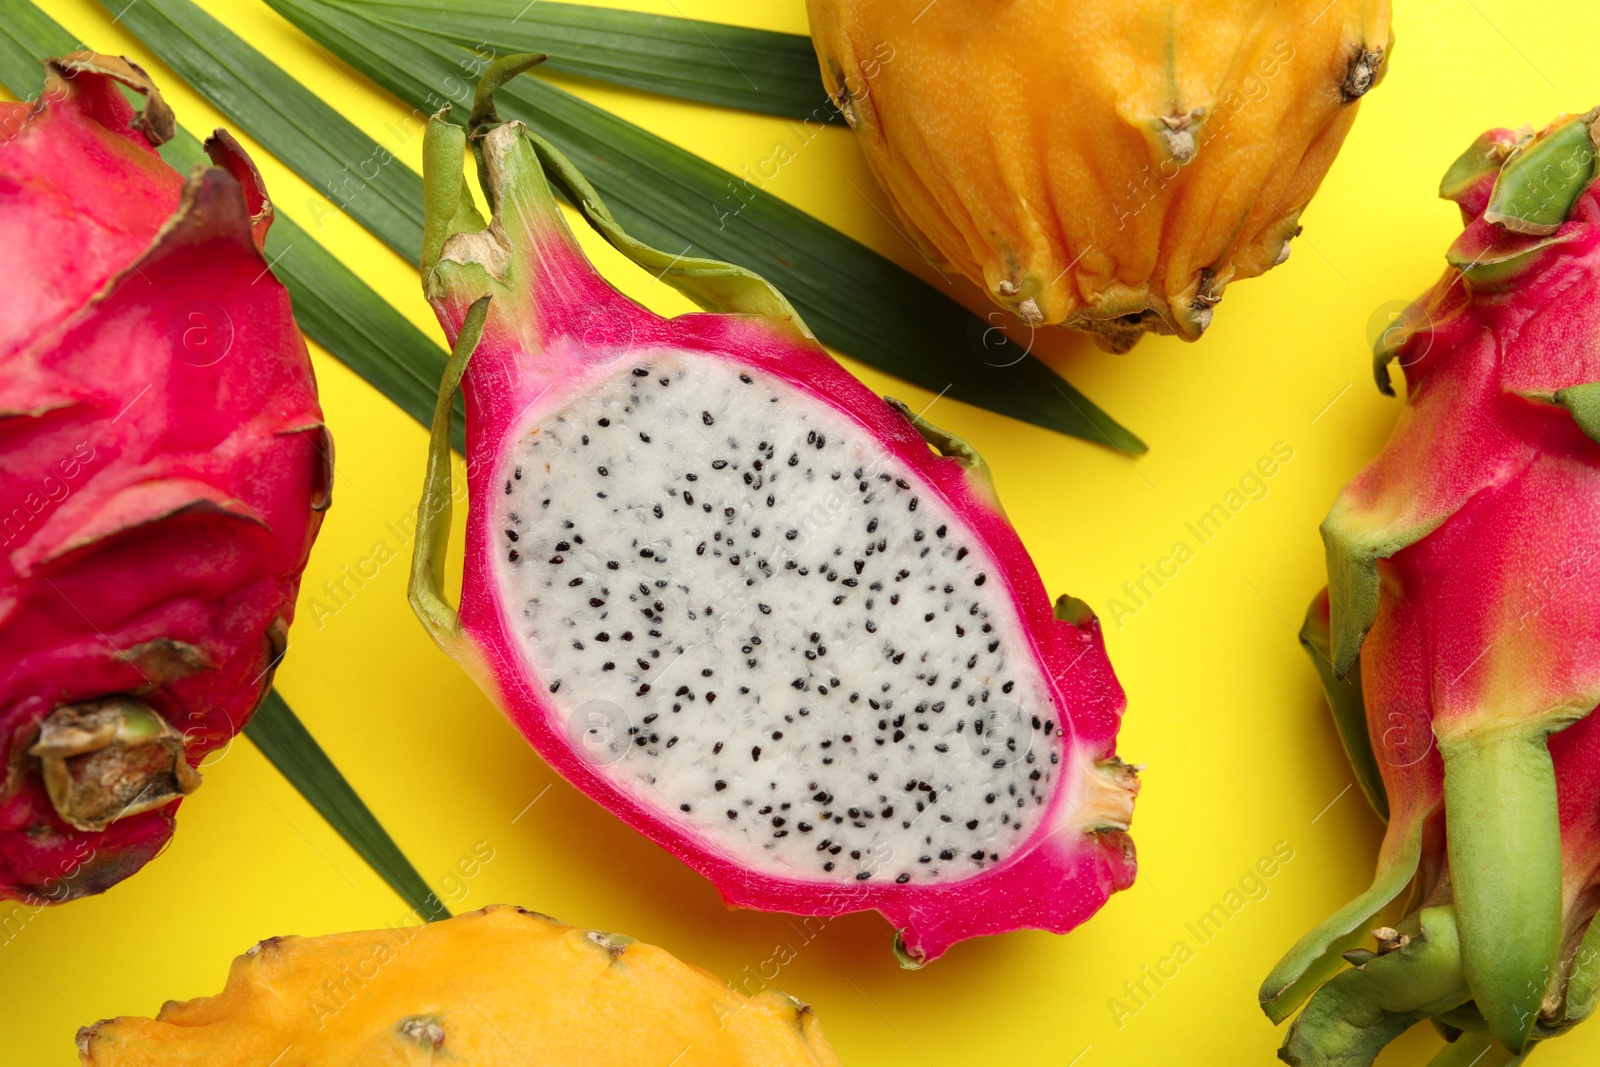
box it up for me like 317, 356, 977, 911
409, 58, 1138, 965
1262, 110, 1600, 1062
0, 55, 329, 904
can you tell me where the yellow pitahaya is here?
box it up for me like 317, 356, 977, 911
806, 0, 1393, 350
77, 904, 842, 1067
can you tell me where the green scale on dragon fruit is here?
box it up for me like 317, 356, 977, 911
409, 56, 1139, 966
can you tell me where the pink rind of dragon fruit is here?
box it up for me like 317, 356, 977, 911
407, 57, 1139, 966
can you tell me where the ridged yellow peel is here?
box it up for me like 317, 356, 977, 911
807, 0, 1393, 350
75, 905, 843, 1067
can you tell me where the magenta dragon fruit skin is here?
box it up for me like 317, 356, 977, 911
409, 60, 1138, 965
0, 55, 329, 904
1263, 111, 1600, 1062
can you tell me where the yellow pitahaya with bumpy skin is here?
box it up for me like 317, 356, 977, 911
1263, 110, 1600, 1064
806, 0, 1393, 351
76, 904, 843, 1067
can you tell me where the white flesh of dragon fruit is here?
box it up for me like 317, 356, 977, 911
495, 355, 1058, 885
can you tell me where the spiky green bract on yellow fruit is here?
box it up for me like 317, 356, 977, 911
1262, 110, 1600, 1064
75, 904, 843, 1067
806, 0, 1392, 351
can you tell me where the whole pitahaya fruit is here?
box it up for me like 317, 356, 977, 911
0, 54, 330, 904
806, 0, 1393, 350
410, 59, 1138, 966
1262, 110, 1600, 1061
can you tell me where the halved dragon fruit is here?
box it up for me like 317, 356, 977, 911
1, 55, 329, 903
408, 59, 1138, 965
1262, 110, 1600, 1061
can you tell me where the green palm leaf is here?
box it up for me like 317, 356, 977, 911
321, 0, 836, 121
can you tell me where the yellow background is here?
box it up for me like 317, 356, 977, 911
4, 1, 1599, 1063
